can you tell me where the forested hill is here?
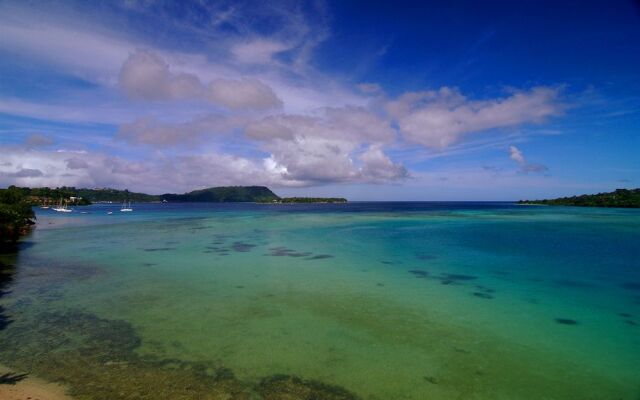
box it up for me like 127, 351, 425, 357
518, 188, 640, 208
161, 186, 280, 202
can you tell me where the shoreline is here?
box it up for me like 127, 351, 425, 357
0, 365, 72, 400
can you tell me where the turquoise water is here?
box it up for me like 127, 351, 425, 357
1, 202, 639, 399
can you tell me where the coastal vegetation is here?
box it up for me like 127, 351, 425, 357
519, 188, 640, 208
0, 185, 349, 206
74, 188, 158, 203
8, 186, 92, 206
0, 186, 36, 243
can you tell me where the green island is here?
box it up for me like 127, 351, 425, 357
161, 187, 346, 203
161, 186, 279, 203
518, 188, 640, 208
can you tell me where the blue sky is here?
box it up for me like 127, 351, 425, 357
0, 0, 638, 200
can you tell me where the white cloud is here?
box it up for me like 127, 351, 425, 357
387, 87, 564, 148
509, 145, 525, 164
0, 4, 133, 83
65, 158, 90, 170
231, 39, 291, 64
260, 137, 360, 184
245, 107, 405, 184
5, 168, 44, 178
117, 114, 246, 146
118, 50, 203, 100
0, 2, 367, 122
359, 145, 408, 182
508, 145, 548, 174
114, 104, 406, 185
0, 146, 281, 192
208, 78, 282, 110
118, 50, 282, 110
246, 106, 395, 143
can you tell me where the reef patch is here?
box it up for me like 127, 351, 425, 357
0, 309, 361, 400
408, 269, 429, 278
555, 318, 578, 325
258, 374, 359, 400
306, 254, 333, 260
472, 292, 494, 299
231, 242, 257, 253
142, 247, 176, 252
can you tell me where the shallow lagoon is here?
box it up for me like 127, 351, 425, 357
1, 202, 639, 399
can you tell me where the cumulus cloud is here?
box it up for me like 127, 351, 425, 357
65, 157, 89, 170
387, 87, 564, 148
118, 49, 282, 110
359, 145, 408, 182
508, 145, 548, 174
245, 107, 405, 184
6, 168, 44, 178
117, 114, 246, 146
509, 145, 525, 164
0, 146, 273, 192
118, 49, 202, 100
111, 104, 406, 186
208, 78, 282, 110
246, 106, 394, 143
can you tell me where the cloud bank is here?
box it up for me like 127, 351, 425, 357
119, 50, 282, 110
0, 1, 567, 193
387, 87, 564, 148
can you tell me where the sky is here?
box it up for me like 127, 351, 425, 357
0, 0, 639, 200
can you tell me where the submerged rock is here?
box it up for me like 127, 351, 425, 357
472, 292, 494, 299
306, 254, 333, 260
231, 242, 256, 252
555, 318, 578, 325
408, 269, 429, 278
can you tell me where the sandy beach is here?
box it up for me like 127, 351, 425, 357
0, 366, 72, 400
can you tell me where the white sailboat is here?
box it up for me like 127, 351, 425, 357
120, 200, 133, 212
51, 198, 63, 211
40, 198, 50, 209
53, 198, 73, 213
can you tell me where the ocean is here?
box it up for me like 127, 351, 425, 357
0, 202, 638, 399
